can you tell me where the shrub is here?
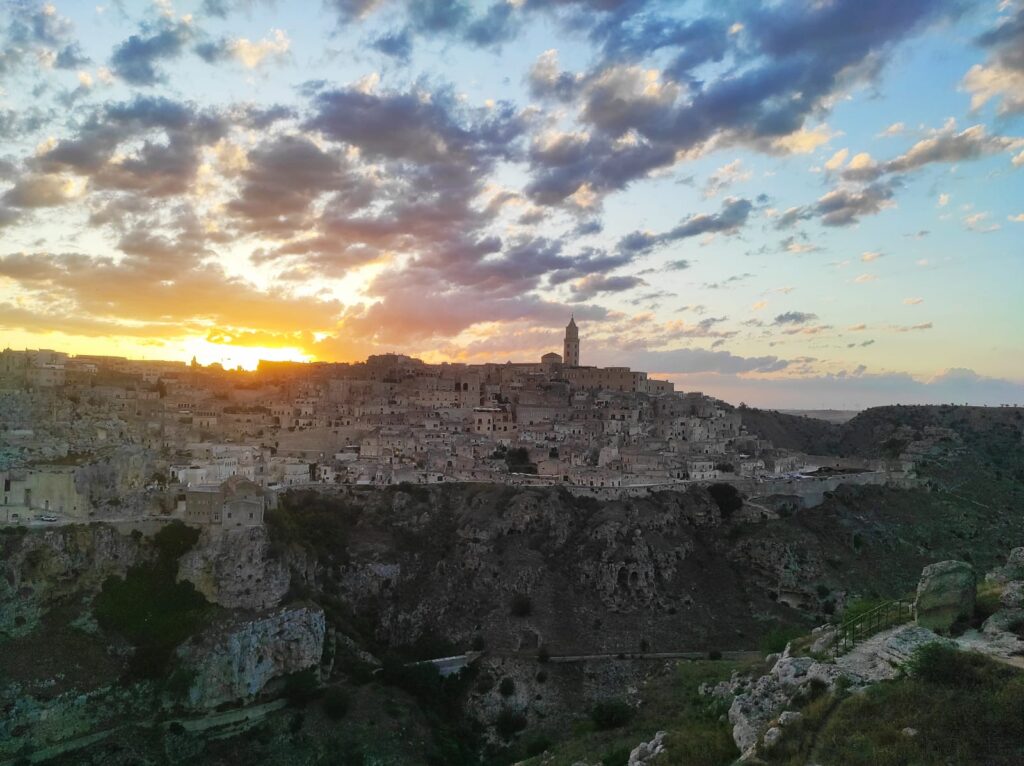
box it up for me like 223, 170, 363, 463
525, 735, 553, 757
471, 635, 485, 651
600, 746, 632, 766
510, 593, 532, 617
323, 687, 350, 720
759, 626, 804, 655
499, 677, 516, 697
708, 650, 723, 660
537, 645, 550, 663
283, 668, 322, 706
708, 483, 743, 517
152, 521, 199, 560
495, 708, 528, 740
535, 669, 548, 684
906, 643, 984, 688
590, 699, 635, 731
93, 563, 209, 679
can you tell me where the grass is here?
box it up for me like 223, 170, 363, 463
516, 659, 760, 766
975, 580, 1004, 621
763, 645, 1024, 766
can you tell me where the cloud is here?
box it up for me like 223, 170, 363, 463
663, 367, 1024, 408
860, 251, 882, 262
2, 173, 83, 207
964, 211, 1000, 232
777, 181, 897, 228
591, 346, 790, 375
522, 0, 961, 206
371, 28, 413, 60
110, 18, 194, 85
824, 148, 848, 170
0, 249, 344, 335
774, 311, 817, 325
903, 297, 923, 305
703, 159, 751, 197
781, 235, 819, 253
884, 123, 1023, 173
196, 29, 291, 69
854, 273, 878, 283
962, 6, 1024, 114
878, 121, 905, 137
227, 133, 361, 235
306, 82, 525, 165
570, 273, 645, 300
617, 197, 753, 255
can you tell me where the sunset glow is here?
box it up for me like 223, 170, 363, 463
0, 0, 1021, 406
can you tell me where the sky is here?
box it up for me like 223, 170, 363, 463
0, 0, 1022, 408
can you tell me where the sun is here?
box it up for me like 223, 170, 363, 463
182, 338, 312, 371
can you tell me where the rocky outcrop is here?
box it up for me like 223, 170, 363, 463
987, 547, 1024, 584
177, 605, 326, 711
0, 524, 148, 638
628, 730, 666, 764
915, 560, 975, 632
177, 526, 290, 610
725, 652, 843, 753
719, 624, 947, 757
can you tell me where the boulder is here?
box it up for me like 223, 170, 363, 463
915, 560, 975, 633
778, 711, 803, 727
762, 726, 784, 749
1001, 581, 1024, 610
628, 730, 666, 765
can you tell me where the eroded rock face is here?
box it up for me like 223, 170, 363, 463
177, 526, 290, 610
0, 524, 148, 638
176, 605, 325, 711
915, 560, 975, 633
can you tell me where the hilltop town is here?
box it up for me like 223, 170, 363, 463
1, 318, 919, 528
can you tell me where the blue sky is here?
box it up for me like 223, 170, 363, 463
0, 0, 1022, 407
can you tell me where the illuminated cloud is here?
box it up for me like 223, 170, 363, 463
0, 0, 1016, 407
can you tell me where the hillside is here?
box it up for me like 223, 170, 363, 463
3, 404, 1023, 764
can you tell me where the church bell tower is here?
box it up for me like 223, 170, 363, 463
563, 315, 580, 367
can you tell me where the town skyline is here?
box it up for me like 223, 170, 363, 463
0, 1, 1022, 408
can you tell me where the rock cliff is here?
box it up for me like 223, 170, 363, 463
177, 604, 326, 711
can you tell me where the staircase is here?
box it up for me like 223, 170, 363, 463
833, 599, 915, 657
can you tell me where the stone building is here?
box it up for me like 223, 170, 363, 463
184, 475, 265, 528
563, 316, 580, 367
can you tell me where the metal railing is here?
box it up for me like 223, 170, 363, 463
833, 599, 914, 656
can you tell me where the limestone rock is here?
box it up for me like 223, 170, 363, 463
1000, 581, 1024, 609
809, 625, 837, 655
176, 605, 325, 711
0, 523, 147, 638
915, 560, 975, 632
177, 526, 290, 610
628, 730, 666, 765
762, 725, 783, 749
778, 711, 802, 727
985, 547, 1024, 584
